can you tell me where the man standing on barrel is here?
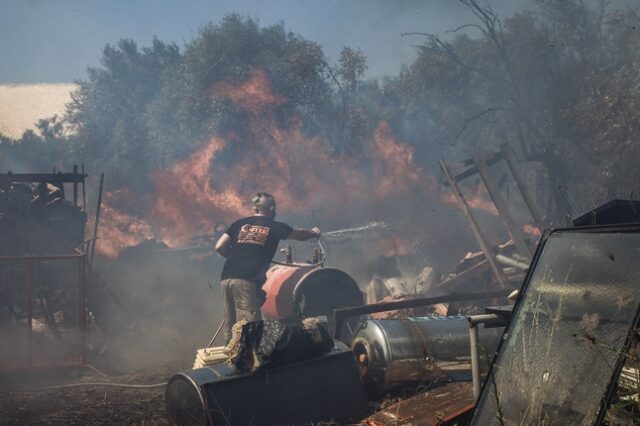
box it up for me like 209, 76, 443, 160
215, 192, 321, 341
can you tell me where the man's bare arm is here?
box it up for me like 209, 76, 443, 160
288, 227, 321, 241
215, 233, 232, 258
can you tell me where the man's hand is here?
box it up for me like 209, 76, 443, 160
311, 227, 321, 238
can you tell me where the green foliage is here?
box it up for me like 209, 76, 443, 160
151, 15, 332, 148
0, 121, 69, 172
67, 37, 180, 189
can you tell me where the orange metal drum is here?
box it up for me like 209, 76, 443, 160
262, 264, 364, 342
261, 264, 319, 319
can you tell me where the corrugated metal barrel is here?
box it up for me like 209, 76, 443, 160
262, 265, 363, 320
165, 342, 370, 426
351, 317, 504, 397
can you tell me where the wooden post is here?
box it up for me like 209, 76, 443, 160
501, 145, 546, 227
473, 153, 532, 258
89, 173, 104, 270
81, 164, 86, 212
78, 254, 86, 365
439, 160, 509, 289
26, 258, 33, 370
73, 164, 78, 206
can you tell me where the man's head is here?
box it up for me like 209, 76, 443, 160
252, 192, 276, 218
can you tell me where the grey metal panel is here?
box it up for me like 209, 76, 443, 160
165, 342, 369, 426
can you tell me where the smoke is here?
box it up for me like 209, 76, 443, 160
2, 1, 558, 377
89, 248, 224, 371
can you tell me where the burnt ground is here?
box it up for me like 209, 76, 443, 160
0, 367, 173, 425
0, 327, 208, 425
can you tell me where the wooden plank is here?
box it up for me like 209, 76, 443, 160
439, 159, 509, 289
0, 173, 88, 184
500, 144, 546, 227
473, 153, 532, 258
81, 164, 86, 212
72, 164, 78, 206
437, 260, 490, 290
444, 152, 503, 185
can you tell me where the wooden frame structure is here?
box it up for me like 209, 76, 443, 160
439, 144, 545, 289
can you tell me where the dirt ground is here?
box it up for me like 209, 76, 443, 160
0, 329, 206, 425
0, 367, 173, 425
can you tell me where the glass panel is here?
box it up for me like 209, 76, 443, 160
472, 230, 640, 426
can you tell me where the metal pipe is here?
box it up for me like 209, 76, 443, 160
467, 314, 501, 401
207, 319, 225, 347
0, 254, 84, 260
496, 254, 529, 271
334, 289, 510, 341
470, 323, 480, 400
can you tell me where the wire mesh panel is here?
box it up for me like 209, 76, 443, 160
472, 228, 640, 425
0, 254, 85, 372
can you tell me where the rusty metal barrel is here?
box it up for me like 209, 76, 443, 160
262, 265, 363, 339
351, 316, 504, 397
165, 342, 370, 426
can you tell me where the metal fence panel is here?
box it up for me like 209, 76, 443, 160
0, 254, 85, 372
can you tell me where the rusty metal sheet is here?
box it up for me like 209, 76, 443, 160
362, 382, 474, 426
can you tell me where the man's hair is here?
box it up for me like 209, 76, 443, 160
252, 192, 276, 214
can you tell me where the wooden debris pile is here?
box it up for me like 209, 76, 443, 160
0, 175, 86, 255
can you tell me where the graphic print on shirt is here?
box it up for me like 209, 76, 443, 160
237, 224, 270, 246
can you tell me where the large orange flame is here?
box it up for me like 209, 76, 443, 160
93, 190, 154, 257
96, 68, 439, 256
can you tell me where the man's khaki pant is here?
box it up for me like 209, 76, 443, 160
221, 278, 262, 342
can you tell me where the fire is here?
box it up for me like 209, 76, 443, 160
380, 236, 411, 257
522, 223, 542, 236
211, 69, 286, 114
92, 190, 154, 257
97, 68, 439, 256
371, 123, 424, 197
441, 180, 499, 216
151, 136, 246, 246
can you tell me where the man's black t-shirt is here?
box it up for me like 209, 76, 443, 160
220, 216, 293, 284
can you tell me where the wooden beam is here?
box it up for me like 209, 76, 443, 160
0, 173, 88, 184
444, 152, 503, 185
500, 144, 546, 227
72, 164, 78, 206
473, 153, 532, 258
437, 259, 491, 290
439, 159, 510, 289
81, 164, 86, 212
89, 173, 104, 270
